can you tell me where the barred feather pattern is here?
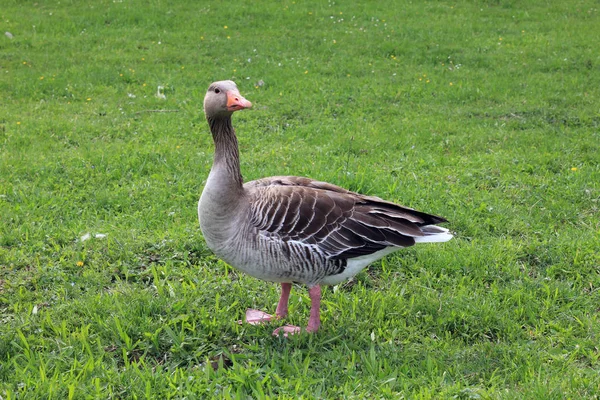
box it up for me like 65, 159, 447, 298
218, 176, 451, 285
198, 81, 452, 287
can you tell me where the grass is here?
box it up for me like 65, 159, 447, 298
1, 0, 599, 398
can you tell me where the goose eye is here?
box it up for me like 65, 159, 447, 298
214, 88, 221, 94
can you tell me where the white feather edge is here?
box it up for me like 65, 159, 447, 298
320, 247, 399, 285
414, 225, 453, 243
320, 225, 453, 285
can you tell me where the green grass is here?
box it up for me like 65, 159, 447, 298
1, 0, 599, 398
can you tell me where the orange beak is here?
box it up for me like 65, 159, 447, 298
226, 90, 252, 111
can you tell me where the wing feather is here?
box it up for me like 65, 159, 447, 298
245, 176, 448, 260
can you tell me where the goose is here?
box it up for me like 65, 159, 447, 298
198, 80, 453, 336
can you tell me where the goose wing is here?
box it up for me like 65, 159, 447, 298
245, 176, 447, 260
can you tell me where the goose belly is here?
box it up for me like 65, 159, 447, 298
215, 234, 402, 287
210, 235, 345, 286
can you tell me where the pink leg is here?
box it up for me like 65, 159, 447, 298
306, 285, 321, 332
275, 282, 292, 318
273, 285, 321, 337
244, 283, 292, 325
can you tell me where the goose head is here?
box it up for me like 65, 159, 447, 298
203, 80, 252, 119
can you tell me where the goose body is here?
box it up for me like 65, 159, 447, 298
198, 80, 452, 335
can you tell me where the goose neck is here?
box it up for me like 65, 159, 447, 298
207, 116, 244, 189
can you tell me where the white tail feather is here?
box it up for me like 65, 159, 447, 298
414, 225, 453, 243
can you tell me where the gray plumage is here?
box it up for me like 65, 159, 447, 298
198, 80, 452, 333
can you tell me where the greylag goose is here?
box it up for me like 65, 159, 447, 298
198, 80, 452, 336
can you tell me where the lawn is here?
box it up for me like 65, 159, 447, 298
1, 0, 599, 398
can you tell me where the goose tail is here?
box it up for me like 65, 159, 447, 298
414, 225, 454, 243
